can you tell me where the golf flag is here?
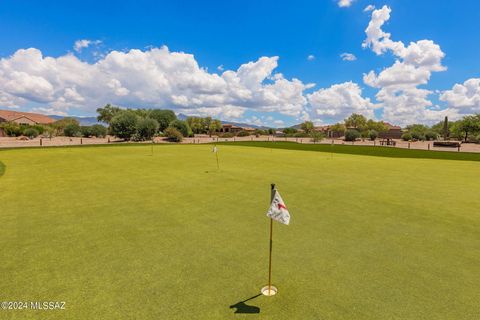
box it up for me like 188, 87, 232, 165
266, 190, 290, 225
212, 145, 218, 153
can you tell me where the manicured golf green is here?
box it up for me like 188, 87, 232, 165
0, 143, 479, 319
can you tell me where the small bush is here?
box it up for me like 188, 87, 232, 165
401, 132, 412, 141
168, 120, 192, 137
164, 126, 183, 142
90, 124, 107, 138
293, 132, 309, 138
253, 129, 266, 136
237, 130, 250, 137
283, 128, 297, 135
368, 130, 378, 141
64, 123, 81, 137
476, 134, 480, 144
344, 129, 360, 142
80, 126, 93, 137
410, 131, 425, 141
136, 118, 159, 140
220, 132, 235, 138
425, 130, 438, 141
31, 125, 45, 134
1, 123, 23, 136
310, 131, 325, 142
23, 128, 39, 139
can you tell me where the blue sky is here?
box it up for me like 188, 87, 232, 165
1, 0, 480, 127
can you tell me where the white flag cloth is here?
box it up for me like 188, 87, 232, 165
266, 190, 290, 225
212, 146, 218, 153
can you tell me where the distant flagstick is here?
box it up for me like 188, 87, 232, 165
261, 183, 291, 296
212, 145, 219, 170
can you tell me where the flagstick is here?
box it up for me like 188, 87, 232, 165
215, 147, 220, 170
268, 210, 273, 291
262, 183, 277, 296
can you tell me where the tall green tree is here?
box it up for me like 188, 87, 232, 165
96, 104, 122, 124
148, 109, 177, 132
455, 115, 480, 142
168, 120, 192, 137
301, 121, 314, 134
208, 119, 222, 136
443, 116, 449, 140
329, 123, 346, 134
366, 119, 387, 133
345, 114, 367, 130
109, 111, 139, 140
136, 118, 159, 140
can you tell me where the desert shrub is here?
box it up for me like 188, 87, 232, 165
164, 126, 183, 142
293, 132, 309, 138
237, 130, 250, 137
219, 132, 235, 138
136, 118, 159, 140
80, 126, 93, 137
360, 130, 370, 139
168, 120, 192, 137
344, 129, 360, 141
425, 130, 438, 141
476, 134, 480, 143
52, 117, 80, 135
368, 130, 378, 141
90, 124, 107, 138
43, 126, 55, 139
23, 128, 39, 139
310, 131, 325, 142
1, 123, 23, 136
109, 111, 139, 140
411, 131, 425, 141
283, 128, 297, 135
401, 132, 412, 141
31, 125, 45, 135
64, 123, 81, 137
253, 129, 266, 136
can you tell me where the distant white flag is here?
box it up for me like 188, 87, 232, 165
212, 146, 218, 153
266, 190, 290, 225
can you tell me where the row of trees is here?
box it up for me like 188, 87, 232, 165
289, 114, 388, 142
400, 115, 480, 142
97, 104, 225, 141
0, 118, 107, 139
290, 113, 480, 143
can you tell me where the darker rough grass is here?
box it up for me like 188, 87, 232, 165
0, 161, 5, 177
216, 141, 480, 162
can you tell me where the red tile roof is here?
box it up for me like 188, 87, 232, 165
0, 110, 55, 124
382, 122, 401, 130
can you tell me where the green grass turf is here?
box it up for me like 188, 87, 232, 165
217, 141, 480, 162
0, 144, 479, 319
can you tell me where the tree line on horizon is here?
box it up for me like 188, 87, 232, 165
2, 105, 480, 143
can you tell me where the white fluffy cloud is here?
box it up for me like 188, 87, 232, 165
340, 53, 357, 61
338, 0, 355, 8
307, 54, 315, 61
362, 5, 452, 125
307, 81, 376, 123
364, 5, 375, 12
74, 39, 101, 52
0, 46, 314, 120
440, 78, 480, 114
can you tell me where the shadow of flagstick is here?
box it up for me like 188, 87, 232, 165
229, 294, 261, 314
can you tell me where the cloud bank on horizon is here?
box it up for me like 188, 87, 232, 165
0, 5, 479, 126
